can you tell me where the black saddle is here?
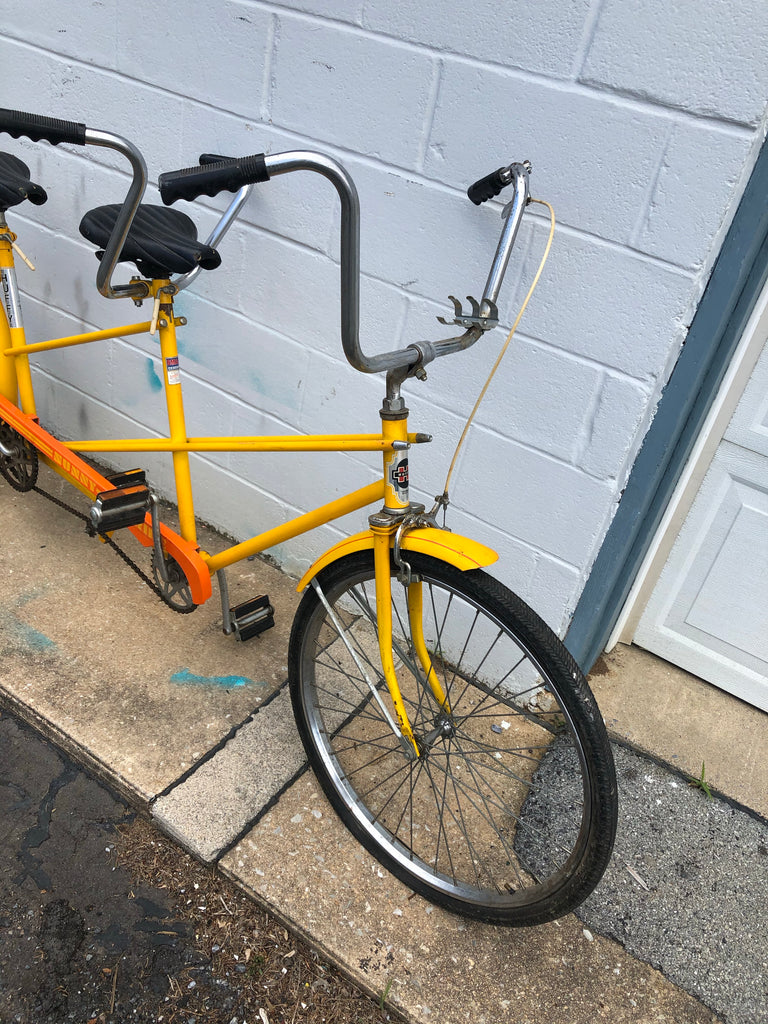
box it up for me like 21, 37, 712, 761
79, 203, 221, 280
0, 152, 47, 212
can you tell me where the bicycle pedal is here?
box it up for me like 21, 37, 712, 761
229, 594, 275, 641
89, 481, 152, 534
105, 468, 147, 489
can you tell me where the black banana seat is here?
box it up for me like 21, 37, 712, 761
79, 203, 221, 280
0, 152, 47, 212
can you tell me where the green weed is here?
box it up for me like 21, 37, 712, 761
688, 761, 713, 799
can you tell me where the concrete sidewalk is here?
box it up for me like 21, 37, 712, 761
2, 470, 767, 1024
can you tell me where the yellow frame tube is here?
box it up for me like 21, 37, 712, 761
204, 480, 385, 574
407, 582, 450, 712
0, 304, 16, 403
0, 231, 35, 413
156, 309, 197, 544
65, 433, 405, 454
372, 526, 419, 754
2, 320, 155, 357
0, 237, 18, 402
382, 416, 410, 512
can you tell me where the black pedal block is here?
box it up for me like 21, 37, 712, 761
230, 594, 275, 641
89, 482, 152, 534
105, 468, 147, 489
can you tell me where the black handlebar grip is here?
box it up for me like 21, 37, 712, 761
467, 167, 508, 206
0, 108, 87, 147
159, 154, 270, 205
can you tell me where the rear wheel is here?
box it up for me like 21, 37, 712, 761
289, 550, 617, 926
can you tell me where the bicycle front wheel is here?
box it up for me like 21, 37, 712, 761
289, 550, 617, 926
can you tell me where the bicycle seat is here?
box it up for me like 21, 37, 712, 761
79, 203, 221, 279
0, 152, 47, 211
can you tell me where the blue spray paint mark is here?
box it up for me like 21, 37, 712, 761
170, 669, 263, 689
0, 609, 56, 653
16, 623, 55, 652
146, 358, 163, 392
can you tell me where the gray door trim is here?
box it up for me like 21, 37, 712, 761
566, 136, 768, 672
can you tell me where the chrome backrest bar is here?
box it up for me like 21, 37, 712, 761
85, 128, 148, 300
172, 184, 254, 293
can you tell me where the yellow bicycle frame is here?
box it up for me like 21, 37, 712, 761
0, 263, 499, 749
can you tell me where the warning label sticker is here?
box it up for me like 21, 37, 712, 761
165, 356, 181, 385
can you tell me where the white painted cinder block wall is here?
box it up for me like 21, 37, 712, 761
2, 1, 766, 632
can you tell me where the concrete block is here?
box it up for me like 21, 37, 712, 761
578, 373, 652, 482
582, 0, 768, 126
184, 449, 372, 580
22, 293, 115, 405
170, 291, 312, 421
385, 384, 477, 499
514, 223, 692, 382
1, 1, 118, 69
0, 40, 55, 117
399, 295, 515, 417
425, 60, 669, 246
473, 337, 604, 464
13, 150, 127, 245
271, 17, 436, 169
635, 122, 755, 269
40, 60, 187, 175
106, 341, 234, 443
364, 0, 593, 79
457, 427, 616, 568
296, 349, 388, 436
182, 459, 294, 549
226, 404, 378, 518
153, 688, 307, 863
359, 273, 411, 361
231, 224, 342, 357
271, 0, 363, 21
423, 502, 580, 631
173, 218, 249, 312
115, 0, 272, 119
526, 554, 582, 635
17, 223, 122, 337
173, 112, 338, 254
346, 157, 520, 305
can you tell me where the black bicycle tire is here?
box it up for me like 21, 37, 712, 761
289, 550, 617, 927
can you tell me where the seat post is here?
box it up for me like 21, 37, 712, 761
154, 282, 197, 546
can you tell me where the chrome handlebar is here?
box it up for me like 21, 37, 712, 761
257, 152, 531, 376
9, 118, 531, 373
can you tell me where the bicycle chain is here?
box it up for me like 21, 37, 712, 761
32, 484, 197, 615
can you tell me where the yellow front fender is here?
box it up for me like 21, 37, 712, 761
296, 527, 498, 591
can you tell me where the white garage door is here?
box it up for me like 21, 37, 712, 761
635, 308, 768, 711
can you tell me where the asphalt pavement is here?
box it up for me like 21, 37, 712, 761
0, 711, 217, 1022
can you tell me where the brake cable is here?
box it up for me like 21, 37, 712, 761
438, 198, 556, 507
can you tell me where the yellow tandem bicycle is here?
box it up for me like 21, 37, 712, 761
0, 108, 617, 926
